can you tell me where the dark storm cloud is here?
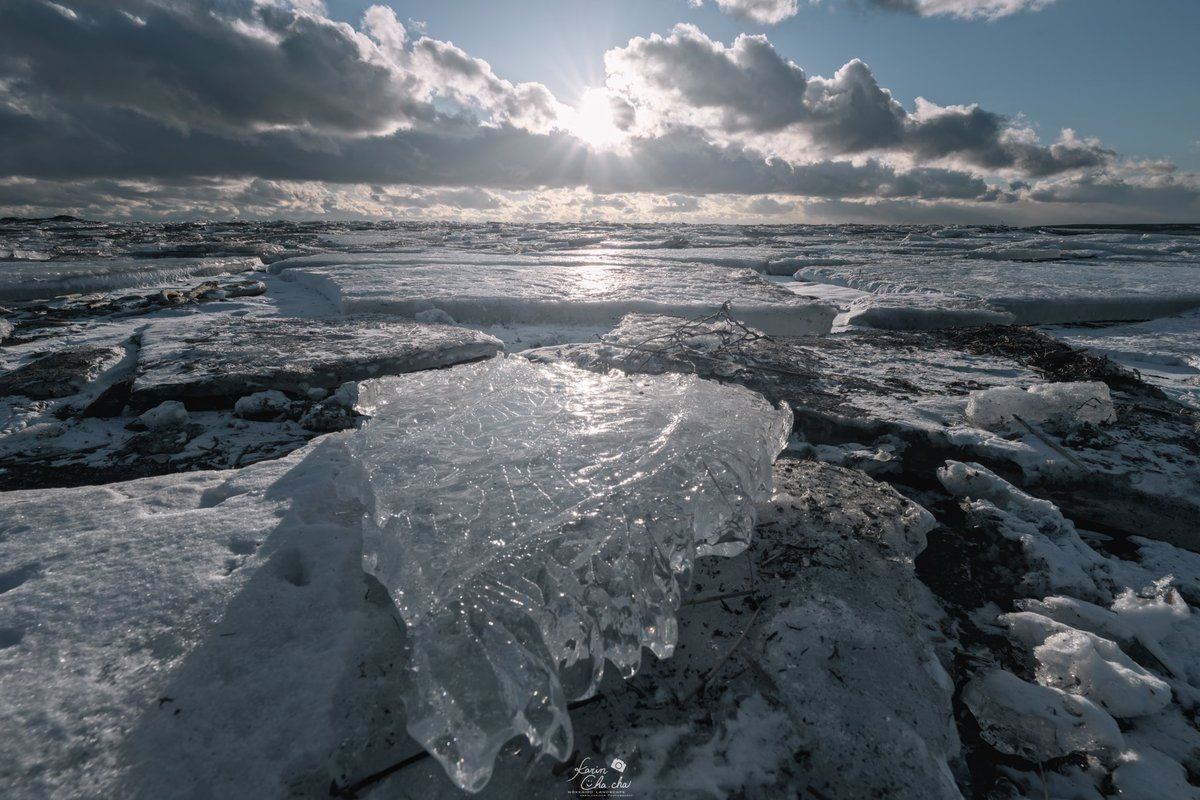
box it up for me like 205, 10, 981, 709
0, 92, 992, 203
0, 0, 430, 136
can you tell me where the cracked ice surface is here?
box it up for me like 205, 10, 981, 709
342, 357, 792, 791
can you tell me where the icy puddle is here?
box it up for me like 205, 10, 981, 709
342, 357, 791, 790
274, 255, 836, 336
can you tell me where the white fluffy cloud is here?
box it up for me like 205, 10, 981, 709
604, 25, 1109, 176
693, 0, 801, 25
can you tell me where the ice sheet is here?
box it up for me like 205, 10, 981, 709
131, 315, 503, 409
0, 256, 262, 302
341, 357, 792, 791
279, 258, 836, 336
839, 293, 1016, 330
793, 255, 1200, 324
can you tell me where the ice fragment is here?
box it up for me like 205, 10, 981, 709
966, 381, 1115, 430
342, 357, 791, 791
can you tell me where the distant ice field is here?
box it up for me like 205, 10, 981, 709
3, 218, 1198, 362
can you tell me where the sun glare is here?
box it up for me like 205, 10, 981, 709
564, 88, 628, 150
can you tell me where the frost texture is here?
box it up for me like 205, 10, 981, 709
343, 358, 792, 792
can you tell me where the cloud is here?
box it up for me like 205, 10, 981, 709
697, 0, 802, 25
0, 1, 1189, 223
604, 26, 1111, 176
860, 0, 1057, 20
0, 1, 561, 137
604, 26, 810, 133
0, 1, 428, 136
746, 195, 796, 214
696, 0, 1057, 23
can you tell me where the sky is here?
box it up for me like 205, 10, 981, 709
0, 0, 1197, 224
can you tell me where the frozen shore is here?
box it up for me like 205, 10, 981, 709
2, 221, 1200, 799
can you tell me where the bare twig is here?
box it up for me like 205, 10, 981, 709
681, 589, 757, 607
1012, 413, 1086, 469
679, 606, 763, 704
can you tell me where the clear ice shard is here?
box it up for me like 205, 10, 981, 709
341, 357, 792, 792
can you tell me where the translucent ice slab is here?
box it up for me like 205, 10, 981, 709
341, 358, 792, 791
281, 259, 836, 336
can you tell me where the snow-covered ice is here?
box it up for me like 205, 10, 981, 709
138, 400, 189, 430
233, 390, 292, 421
0, 440, 382, 799
341, 357, 792, 791
1002, 612, 1173, 718
1049, 308, 1200, 409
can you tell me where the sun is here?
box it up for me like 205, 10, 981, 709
563, 88, 628, 150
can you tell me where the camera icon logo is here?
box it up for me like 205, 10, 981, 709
610, 758, 627, 773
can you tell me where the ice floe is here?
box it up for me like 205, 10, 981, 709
839, 293, 1016, 331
